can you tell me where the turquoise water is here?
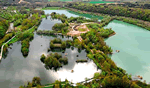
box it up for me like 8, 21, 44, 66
44, 10, 103, 21
67, 10, 103, 21
105, 20, 150, 83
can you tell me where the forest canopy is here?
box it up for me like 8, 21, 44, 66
66, 2, 150, 22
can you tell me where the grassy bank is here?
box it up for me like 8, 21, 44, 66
41, 15, 46, 18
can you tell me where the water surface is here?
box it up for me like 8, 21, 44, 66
105, 20, 150, 83
0, 10, 101, 88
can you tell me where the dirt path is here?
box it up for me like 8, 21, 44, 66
67, 22, 93, 38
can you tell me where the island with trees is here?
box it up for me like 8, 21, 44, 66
40, 53, 68, 71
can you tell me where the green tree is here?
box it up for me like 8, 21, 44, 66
32, 77, 41, 87
40, 54, 46, 63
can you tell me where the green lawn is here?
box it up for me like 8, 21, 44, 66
26, 9, 30, 11
78, 28, 86, 31
7, 36, 18, 45
41, 15, 46, 18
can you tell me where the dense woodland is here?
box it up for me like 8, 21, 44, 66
67, 7, 150, 31
0, 20, 9, 39
66, 2, 150, 22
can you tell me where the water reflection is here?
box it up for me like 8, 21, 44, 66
0, 10, 101, 88
37, 17, 62, 31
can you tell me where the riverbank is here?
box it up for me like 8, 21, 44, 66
66, 7, 150, 31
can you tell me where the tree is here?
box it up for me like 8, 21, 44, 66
94, 72, 100, 79
61, 41, 66, 50
40, 54, 46, 63
32, 77, 41, 87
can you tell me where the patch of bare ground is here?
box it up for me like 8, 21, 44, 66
67, 23, 90, 37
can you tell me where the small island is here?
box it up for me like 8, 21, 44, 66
50, 38, 73, 51
40, 53, 68, 71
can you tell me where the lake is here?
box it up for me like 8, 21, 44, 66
0, 10, 101, 88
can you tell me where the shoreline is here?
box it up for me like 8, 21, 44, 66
108, 32, 116, 37
66, 7, 150, 31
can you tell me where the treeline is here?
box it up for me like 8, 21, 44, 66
40, 53, 68, 71
14, 7, 44, 27
0, 7, 29, 23
21, 14, 40, 31
0, 10, 16, 22
13, 14, 29, 27
66, 2, 150, 22
17, 7, 45, 16
67, 7, 150, 31
0, 20, 9, 39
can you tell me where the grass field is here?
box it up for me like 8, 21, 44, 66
41, 15, 46, 18
78, 28, 87, 31
26, 9, 30, 11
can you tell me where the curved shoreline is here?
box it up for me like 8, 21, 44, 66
66, 7, 150, 31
